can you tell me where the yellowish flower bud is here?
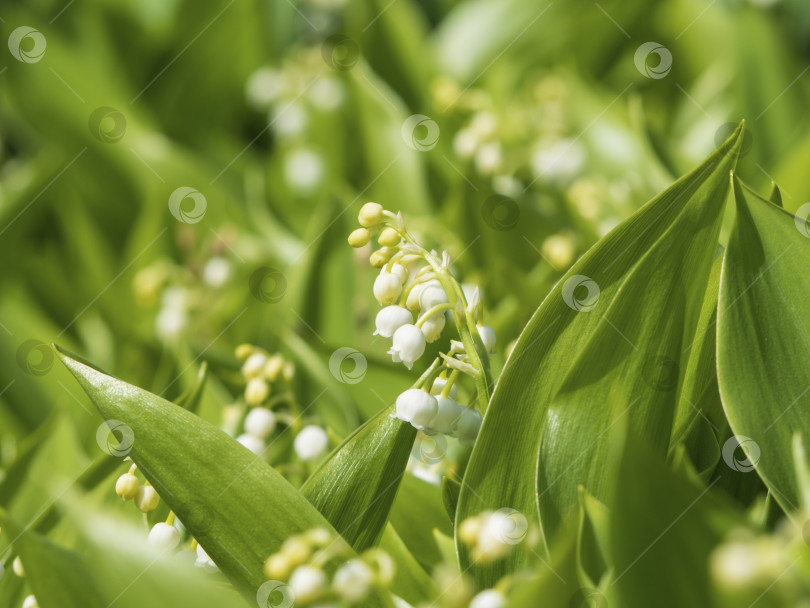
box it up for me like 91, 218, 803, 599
348, 228, 370, 248
378, 227, 401, 247
283, 361, 295, 381
264, 553, 291, 581
458, 515, 484, 547
264, 354, 284, 380
12, 556, 24, 577
134, 484, 160, 512
245, 378, 270, 406
115, 473, 140, 501
235, 344, 255, 361
358, 202, 384, 227
282, 536, 312, 567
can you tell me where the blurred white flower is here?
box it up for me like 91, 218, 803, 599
470, 589, 506, 608
294, 425, 329, 461
244, 407, 276, 438
148, 522, 181, 552
333, 559, 375, 603
455, 408, 482, 445
237, 433, 264, 455
203, 256, 231, 287
289, 565, 328, 604
284, 148, 324, 193
195, 544, 219, 573
245, 67, 284, 109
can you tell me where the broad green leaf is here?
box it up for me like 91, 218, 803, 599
458, 124, 744, 585
768, 182, 783, 208
389, 474, 453, 568
379, 524, 437, 605
53, 345, 362, 600
301, 406, 415, 551
610, 436, 739, 608
718, 177, 810, 513
174, 361, 208, 414
442, 476, 461, 523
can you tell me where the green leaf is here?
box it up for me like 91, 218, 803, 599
718, 176, 810, 513
53, 345, 352, 599
379, 524, 437, 605
458, 123, 745, 586
174, 361, 208, 414
442, 476, 461, 523
301, 406, 415, 551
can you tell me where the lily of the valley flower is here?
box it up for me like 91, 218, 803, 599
426, 395, 465, 435
288, 565, 328, 604
244, 407, 276, 438
455, 408, 483, 445
373, 268, 403, 305
134, 484, 160, 512
420, 313, 446, 343
294, 425, 329, 461
148, 522, 181, 552
389, 324, 427, 369
393, 389, 438, 430
374, 305, 413, 338
115, 472, 139, 501
470, 589, 506, 608
195, 544, 219, 573
478, 324, 497, 353
333, 559, 375, 603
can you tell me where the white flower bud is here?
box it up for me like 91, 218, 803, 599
405, 284, 422, 312
419, 280, 449, 310
475, 512, 516, 562
134, 485, 160, 512
264, 354, 285, 380
237, 433, 265, 455
427, 396, 464, 435
470, 589, 506, 608
333, 559, 375, 603
242, 352, 268, 379
429, 377, 459, 400
203, 256, 231, 288
305, 527, 333, 547
374, 305, 413, 338
244, 407, 276, 438
22, 595, 38, 608
458, 515, 485, 547
373, 270, 403, 306
455, 408, 482, 445
394, 389, 438, 431
294, 425, 329, 461
245, 378, 270, 406
420, 314, 446, 343
148, 522, 181, 552
477, 325, 496, 353
453, 128, 478, 159
195, 544, 219, 573
115, 473, 140, 501
12, 556, 24, 577
475, 142, 502, 175
289, 565, 328, 604
388, 263, 408, 284
389, 324, 426, 369
358, 202, 384, 227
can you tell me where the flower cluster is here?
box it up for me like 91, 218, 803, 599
232, 345, 329, 463
348, 203, 496, 444
263, 528, 395, 606
458, 510, 531, 564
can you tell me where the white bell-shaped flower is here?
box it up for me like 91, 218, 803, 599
288, 565, 328, 604
427, 395, 465, 435
389, 324, 426, 369
419, 280, 449, 310
477, 325, 496, 353
406, 283, 423, 312
148, 522, 181, 552
241, 352, 268, 379
430, 377, 459, 400
244, 407, 276, 438
393, 389, 438, 430
294, 425, 329, 461
470, 589, 506, 608
373, 267, 403, 305
195, 544, 219, 573
22, 596, 38, 608
455, 408, 482, 445
333, 559, 375, 603
374, 305, 413, 338
237, 433, 264, 455
420, 313, 446, 343
389, 263, 408, 284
